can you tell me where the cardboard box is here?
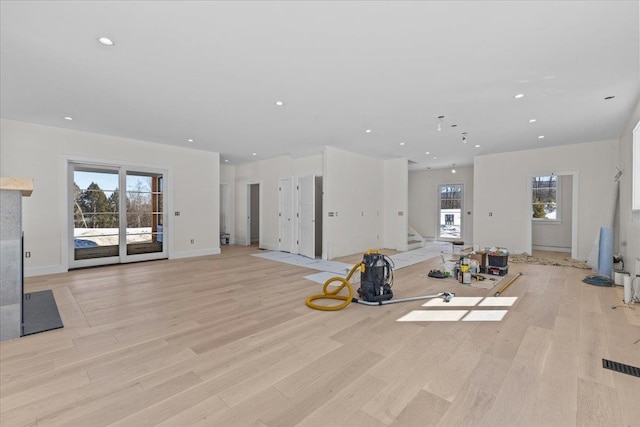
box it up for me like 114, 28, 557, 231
470, 251, 487, 267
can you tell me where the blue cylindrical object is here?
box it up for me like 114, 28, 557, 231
598, 226, 613, 278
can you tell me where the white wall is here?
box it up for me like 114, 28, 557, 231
408, 166, 474, 244
474, 140, 618, 259
532, 175, 573, 251
323, 146, 384, 258
0, 119, 220, 276
618, 100, 640, 274
233, 154, 323, 251
383, 158, 408, 251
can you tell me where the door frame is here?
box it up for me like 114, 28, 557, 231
526, 170, 579, 259
436, 182, 464, 241
245, 181, 262, 247
62, 155, 172, 271
278, 177, 294, 253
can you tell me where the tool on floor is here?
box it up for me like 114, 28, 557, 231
306, 249, 455, 311
493, 272, 523, 297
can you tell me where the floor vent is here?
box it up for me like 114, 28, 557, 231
602, 359, 640, 378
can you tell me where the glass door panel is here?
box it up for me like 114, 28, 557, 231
125, 171, 164, 256
70, 163, 167, 268
438, 184, 463, 240
73, 167, 120, 261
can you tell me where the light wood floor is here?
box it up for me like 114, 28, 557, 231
1, 246, 639, 426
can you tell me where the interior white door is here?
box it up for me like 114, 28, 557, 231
298, 175, 315, 259
279, 178, 293, 252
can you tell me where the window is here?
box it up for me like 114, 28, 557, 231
438, 184, 463, 239
532, 175, 559, 221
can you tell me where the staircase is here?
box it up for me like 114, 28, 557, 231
407, 225, 425, 250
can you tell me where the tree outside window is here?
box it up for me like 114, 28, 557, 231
532, 175, 559, 221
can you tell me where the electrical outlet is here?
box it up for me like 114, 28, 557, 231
175, 211, 180, 216
25, 251, 31, 258
190, 239, 194, 244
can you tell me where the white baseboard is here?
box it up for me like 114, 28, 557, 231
170, 248, 221, 259
25, 265, 67, 277
260, 243, 279, 251
532, 245, 571, 253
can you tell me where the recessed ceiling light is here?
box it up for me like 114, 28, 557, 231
528, 119, 537, 123
275, 101, 284, 106
433, 156, 438, 160
97, 37, 114, 46
425, 151, 430, 155
538, 135, 545, 139
365, 129, 372, 133
514, 94, 525, 99
400, 142, 405, 146
252, 152, 257, 156
604, 96, 615, 100
224, 159, 229, 162
475, 144, 480, 148
187, 138, 194, 142
64, 116, 73, 121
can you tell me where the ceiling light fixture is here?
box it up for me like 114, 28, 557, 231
538, 135, 545, 139
224, 159, 229, 162
97, 37, 114, 46
425, 151, 430, 155
365, 129, 372, 133
475, 144, 480, 148
451, 124, 458, 128
514, 93, 525, 99
187, 138, 194, 142
437, 115, 445, 132
433, 156, 438, 160
275, 101, 284, 106
64, 116, 73, 121
252, 152, 257, 156
451, 164, 456, 174
400, 142, 405, 146
604, 96, 615, 100
528, 119, 537, 123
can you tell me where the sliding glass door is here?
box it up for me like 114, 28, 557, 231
70, 162, 167, 268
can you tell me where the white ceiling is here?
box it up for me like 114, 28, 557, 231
1, 1, 638, 170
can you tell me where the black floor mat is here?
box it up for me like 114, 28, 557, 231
22, 290, 64, 336
602, 359, 640, 378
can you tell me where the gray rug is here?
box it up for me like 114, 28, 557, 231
22, 290, 64, 336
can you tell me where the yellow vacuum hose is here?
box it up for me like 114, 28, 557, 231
305, 263, 361, 311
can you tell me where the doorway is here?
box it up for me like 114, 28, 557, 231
279, 178, 294, 252
297, 175, 323, 259
220, 183, 231, 245
246, 183, 260, 246
69, 162, 167, 268
437, 184, 463, 241
527, 172, 578, 258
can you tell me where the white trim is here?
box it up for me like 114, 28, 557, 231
25, 265, 67, 277
62, 154, 173, 270
436, 182, 465, 241
532, 245, 572, 253
526, 170, 579, 259
170, 248, 220, 259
